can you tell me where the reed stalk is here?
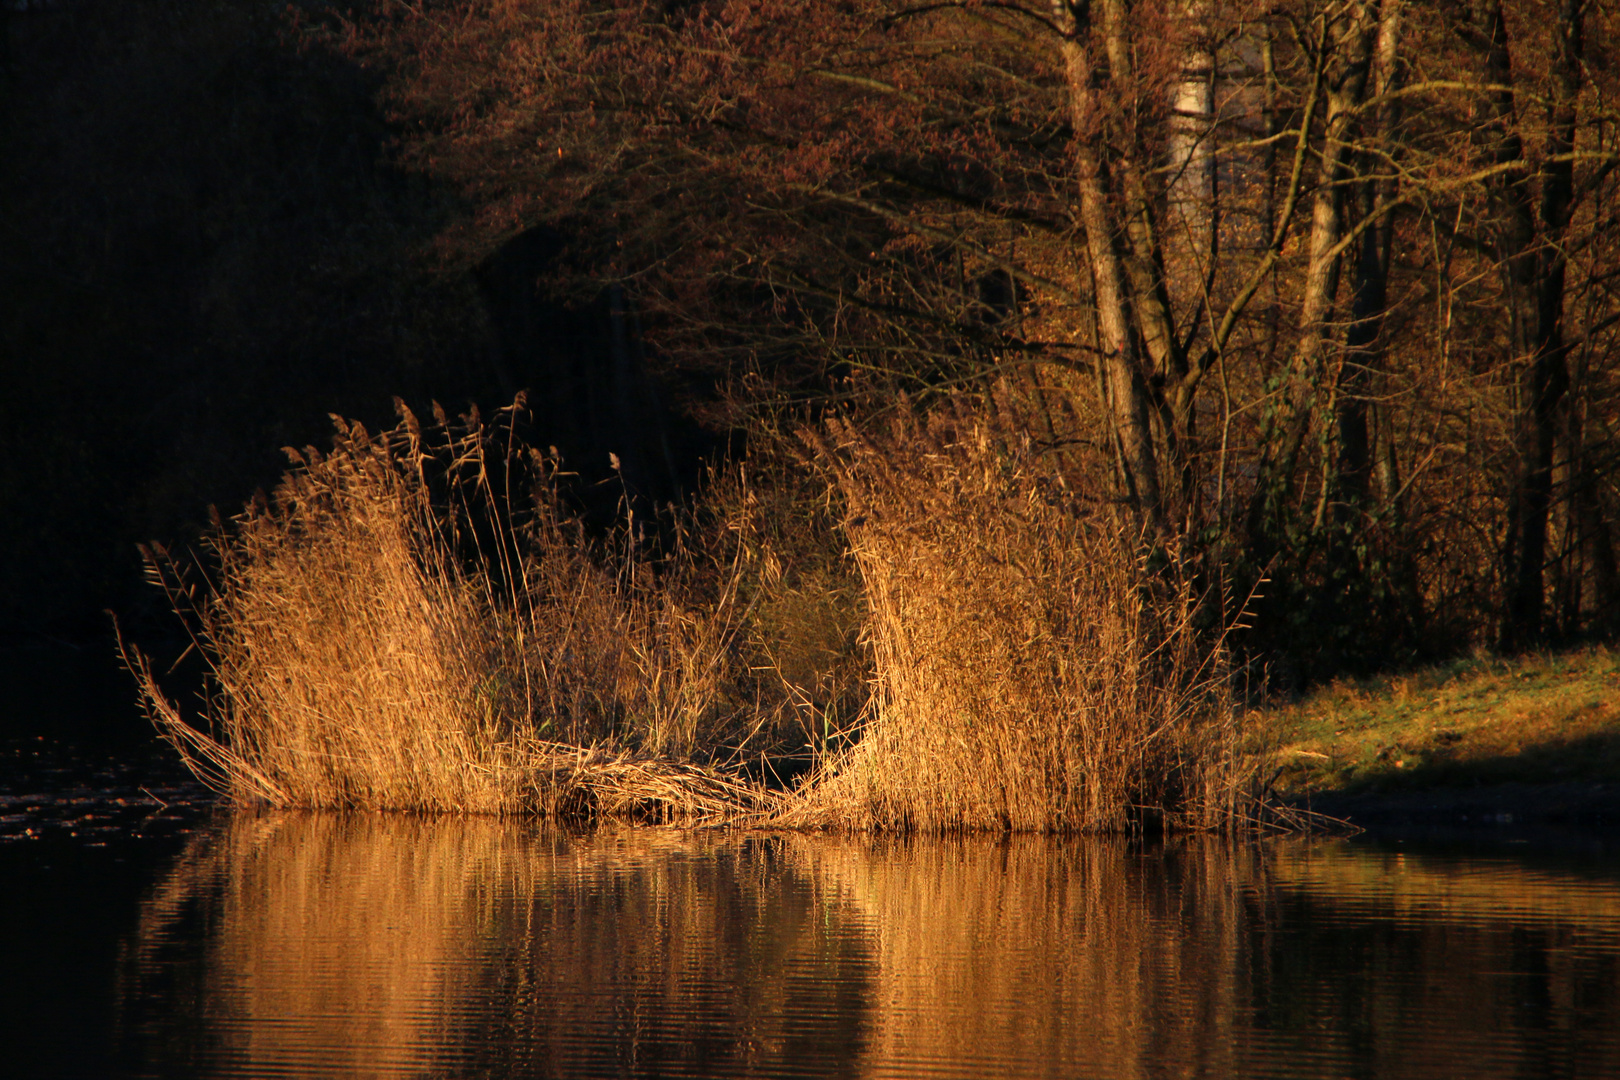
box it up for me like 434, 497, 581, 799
126, 387, 1262, 830
784, 387, 1256, 831
122, 398, 778, 823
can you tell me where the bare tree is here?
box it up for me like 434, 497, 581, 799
333, 0, 1620, 665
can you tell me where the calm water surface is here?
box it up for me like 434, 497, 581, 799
7, 810, 1620, 1079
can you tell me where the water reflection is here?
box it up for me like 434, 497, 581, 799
118, 814, 1620, 1079
121, 815, 873, 1079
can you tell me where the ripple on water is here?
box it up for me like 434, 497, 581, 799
66, 816, 1618, 1080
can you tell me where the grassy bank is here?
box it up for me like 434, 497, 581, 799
1259, 647, 1620, 805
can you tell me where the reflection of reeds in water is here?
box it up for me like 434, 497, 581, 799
787, 835, 1257, 1079
124, 813, 534, 1078
120, 813, 875, 1079
125, 815, 1263, 1079
121, 818, 1620, 1079
789, 836, 1620, 1080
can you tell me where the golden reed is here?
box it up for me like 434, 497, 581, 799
125, 387, 1261, 830
122, 398, 775, 823
786, 388, 1254, 831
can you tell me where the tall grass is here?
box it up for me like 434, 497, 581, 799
124, 398, 776, 823
127, 387, 1263, 830
785, 387, 1254, 832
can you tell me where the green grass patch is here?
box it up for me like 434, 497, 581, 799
1257, 646, 1620, 799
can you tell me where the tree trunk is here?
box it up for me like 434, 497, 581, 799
1336, 0, 1403, 513
1089, 0, 1179, 382
1165, 1, 1216, 318
1160, 0, 1219, 515
1285, 1, 1379, 418
1476, 0, 1583, 648
1055, 0, 1167, 537
1248, 1, 1380, 538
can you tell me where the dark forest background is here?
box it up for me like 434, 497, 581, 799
4, 0, 1618, 741
0, 1, 701, 738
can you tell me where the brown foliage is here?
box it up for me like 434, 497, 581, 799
328, 0, 1620, 666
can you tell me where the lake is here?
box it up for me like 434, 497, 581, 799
5, 799, 1620, 1080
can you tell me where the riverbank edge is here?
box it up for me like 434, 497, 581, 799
1284, 780, 1620, 839
1264, 644, 1620, 838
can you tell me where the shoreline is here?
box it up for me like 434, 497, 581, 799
1262, 645, 1619, 843
1286, 780, 1620, 845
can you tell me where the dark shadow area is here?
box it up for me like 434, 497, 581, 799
1, 0, 497, 648
0, 826, 203, 1080
476, 227, 721, 521
0, 3, 724, 746
0, 732, 213, 1080
1290, 728, 1620, 843
1296, 781, 1620, 848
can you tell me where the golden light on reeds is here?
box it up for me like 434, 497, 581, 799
776, 835, 1247, 1077
790, 388, 1253, 831
121, 814, 878, 1079
124, 386, 1259, 830
122, 398, 777, 824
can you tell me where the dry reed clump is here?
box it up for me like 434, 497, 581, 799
122, 398, 777, 824
783, 388, 1255, 832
